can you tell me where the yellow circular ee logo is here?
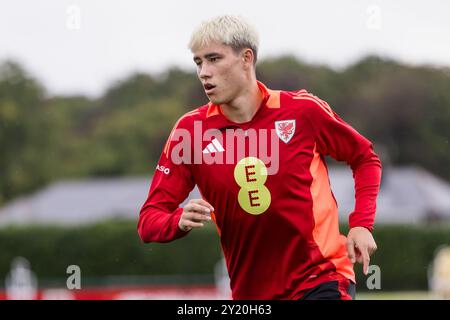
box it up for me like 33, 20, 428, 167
233, 157, 271, 215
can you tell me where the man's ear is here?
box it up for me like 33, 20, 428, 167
241, 48, 255, 69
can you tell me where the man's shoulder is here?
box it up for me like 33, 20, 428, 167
280, 89, 334, 116
172, 104, 209, 130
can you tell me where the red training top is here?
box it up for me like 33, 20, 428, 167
138, 81, 382, 299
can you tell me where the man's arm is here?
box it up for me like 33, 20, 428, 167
138, 114, 209, 243
137, 147, 195, 243
302, 95, 382, 274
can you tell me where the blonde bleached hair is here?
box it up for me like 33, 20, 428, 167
188, 15, 260, 65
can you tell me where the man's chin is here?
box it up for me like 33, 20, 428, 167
208, 96, 225, 105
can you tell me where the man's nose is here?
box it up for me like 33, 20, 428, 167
198, 64, 212, 79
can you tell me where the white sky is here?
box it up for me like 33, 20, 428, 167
1, 0, 449, 97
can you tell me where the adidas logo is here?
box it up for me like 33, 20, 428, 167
202, 138, 225, 154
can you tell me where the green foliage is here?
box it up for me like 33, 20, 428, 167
0, 56, 449, 204
338, 57, 450, 179
0, 62, 55, 202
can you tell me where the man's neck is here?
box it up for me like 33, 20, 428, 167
220, 81, 264, 124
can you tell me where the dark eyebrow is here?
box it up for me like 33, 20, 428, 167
205, 53, 222, 59
193, 52, 222, 61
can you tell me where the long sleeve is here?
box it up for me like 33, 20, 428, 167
137, 119, 195, 243
303, 97, 382, 232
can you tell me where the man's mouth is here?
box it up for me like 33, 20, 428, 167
204, 83, 216, 94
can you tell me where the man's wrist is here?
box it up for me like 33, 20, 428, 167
348, 224, 373, 233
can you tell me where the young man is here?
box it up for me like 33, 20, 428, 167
138, 15, 382, 300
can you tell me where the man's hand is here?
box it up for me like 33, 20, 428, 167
178, 199, 214, 232
346, 226, 377, 275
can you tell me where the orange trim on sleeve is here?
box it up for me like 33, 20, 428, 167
294, 95, 336, 119
309, 143, 355, 282
197, 187, 222, 237
210, 211, 221, 237
163, 110, 200, 157
163, 117, 182, 157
